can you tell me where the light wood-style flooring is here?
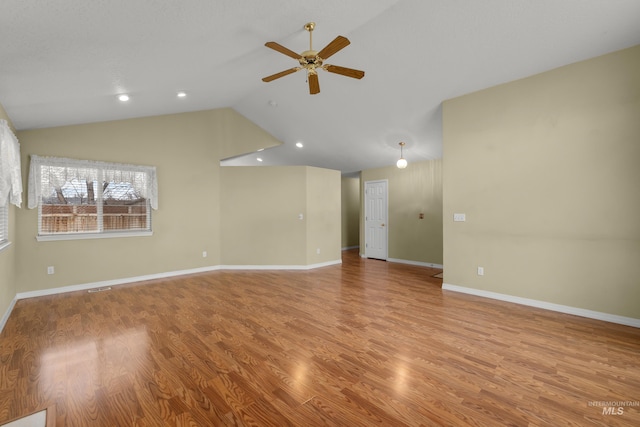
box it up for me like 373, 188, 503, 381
1, 250, 639, 426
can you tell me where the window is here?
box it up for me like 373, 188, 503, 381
28, 156, 157, 240
0, 119, 22, 250
0, 204, 7, 248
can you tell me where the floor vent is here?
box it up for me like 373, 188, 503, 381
88, 287, 112, 293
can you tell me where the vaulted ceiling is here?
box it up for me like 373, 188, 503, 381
2, 0, 640, 173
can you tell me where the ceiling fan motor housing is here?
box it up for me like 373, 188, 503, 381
300, 51, 322, 68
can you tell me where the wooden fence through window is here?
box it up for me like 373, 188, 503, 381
40, 204, 148, 233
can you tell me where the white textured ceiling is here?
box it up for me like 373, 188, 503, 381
2, 0, 640, 173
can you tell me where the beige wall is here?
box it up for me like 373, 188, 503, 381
220, 166, 307, 265
360, 160, 443, 265
341, 176, 360, 249
443, 45, 640, 318
306, 167, 342, 263
15, 108, 281, 293
220, 166, 341, 266
0, 103, 17, 322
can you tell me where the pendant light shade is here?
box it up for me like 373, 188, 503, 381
397, 142, 408, 169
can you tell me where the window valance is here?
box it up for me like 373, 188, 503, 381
28, 155, 158, 210
0, 119, 23, 208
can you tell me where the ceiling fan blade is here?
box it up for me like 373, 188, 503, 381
262, 67, 300, 82
324, 64, 365, 79
317, 36, 350, 60
265, 41, 301, 59
308, 72, 320, 95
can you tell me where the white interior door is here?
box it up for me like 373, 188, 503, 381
364, 180, 388, 260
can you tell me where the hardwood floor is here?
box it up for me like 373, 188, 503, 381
1, 250, 639, 426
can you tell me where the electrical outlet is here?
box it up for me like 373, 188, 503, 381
316, 248, 321, 254
477, 266, 484, 276
47, 266, 55, 275
453, 213, 466, 222
202, 251, 207, 258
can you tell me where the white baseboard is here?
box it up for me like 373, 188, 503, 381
16, 266, 223, 300
14, 259, 343, 301
220, 259, 342, 270
342, 245, 359, 251
442, 283, 640, 328
0, 296, 18, 334
387, 258, 443, 269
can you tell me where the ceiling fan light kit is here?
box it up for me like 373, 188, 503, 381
262, 22, 365, 95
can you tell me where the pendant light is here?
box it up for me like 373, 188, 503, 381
396, 142, 408, 169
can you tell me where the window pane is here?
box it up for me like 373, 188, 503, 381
103, 180, 149, 231
40, 179, 98, 234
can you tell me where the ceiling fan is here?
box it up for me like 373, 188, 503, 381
262, 22, 365, 95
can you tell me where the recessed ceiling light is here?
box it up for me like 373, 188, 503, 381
268, 100, 278, 107
177, 91, 187, 98
118, 94, 130, 102
257, 157, 263, 162
296, 142, 304, 148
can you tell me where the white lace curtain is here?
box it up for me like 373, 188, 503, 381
0, 119, 23, 208
28, 155, 158, 209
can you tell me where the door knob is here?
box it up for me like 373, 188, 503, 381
381, 223, 385, 227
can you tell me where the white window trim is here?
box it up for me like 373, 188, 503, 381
36, 230, 152, 242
